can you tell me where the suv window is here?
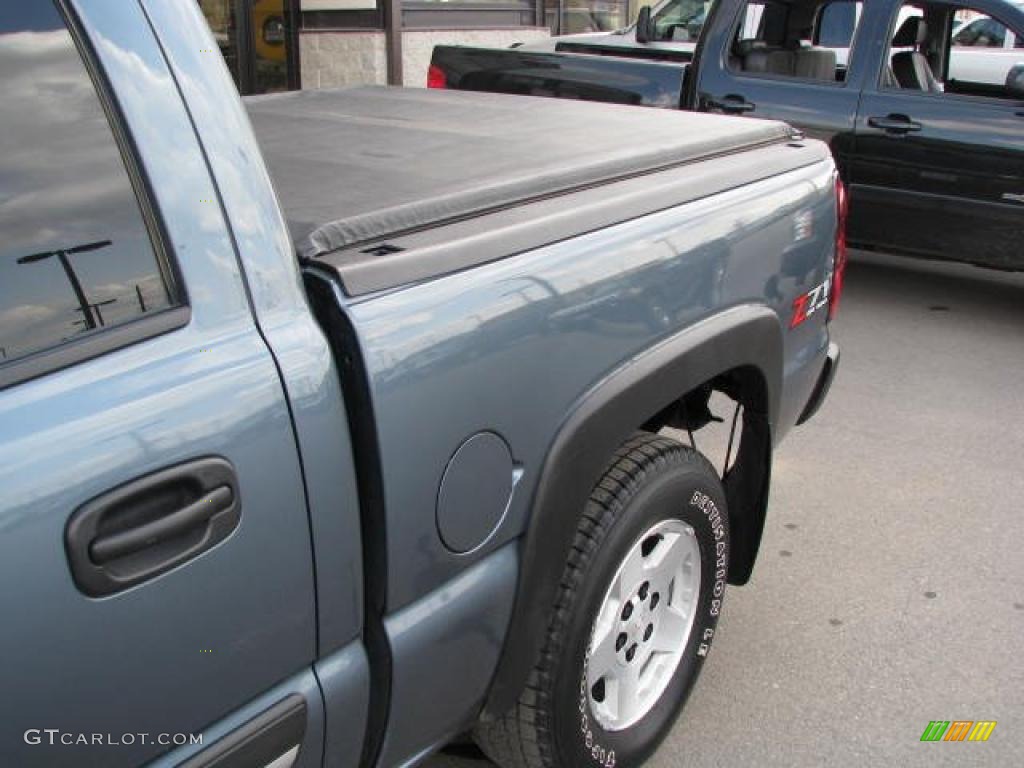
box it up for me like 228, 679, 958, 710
954, 16, 1008, 47
883, 2, 1023, 98
0, 2, 179, 370
730, 1, 859, 82
946, 7, 1024, 89
952, 14, 1022, 48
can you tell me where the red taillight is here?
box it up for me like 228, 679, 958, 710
828, 176, 848, 322
427, 64, 447, 89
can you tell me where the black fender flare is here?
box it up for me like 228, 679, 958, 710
482, 304, 782, 719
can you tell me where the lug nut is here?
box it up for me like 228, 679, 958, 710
616, 632, 627, 652
644, 623, 654, 642
638, 581, 650, 601
621, 601, 633, 621
650, 592, 660, 610
625, 644, 637, 662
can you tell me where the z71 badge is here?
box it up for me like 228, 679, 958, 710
790, 277, 831, 328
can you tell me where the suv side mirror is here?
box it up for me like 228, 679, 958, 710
636, 6, 654, 45
1008, 64, 1024, 99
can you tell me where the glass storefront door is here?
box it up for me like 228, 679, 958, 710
252, 0, 291, 92
198, 0, 296, 94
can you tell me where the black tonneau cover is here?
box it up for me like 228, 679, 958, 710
246, 87, 793, 260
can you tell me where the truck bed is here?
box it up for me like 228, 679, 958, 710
247, 87, 795, 275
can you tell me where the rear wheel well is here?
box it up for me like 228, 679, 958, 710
481, 307, 782, 720
641, 365, 767, 434
641, 365, 772, 585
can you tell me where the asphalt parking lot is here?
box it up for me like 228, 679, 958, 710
427, 250, 1024, 767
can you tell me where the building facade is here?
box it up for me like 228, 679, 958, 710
198, 0, 642, 94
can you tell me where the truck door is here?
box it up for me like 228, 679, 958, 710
0, 3, 324, 766
850, 0, 1024, 267
694, 0, 867, 176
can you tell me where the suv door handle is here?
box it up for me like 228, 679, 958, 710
703, 93, 756, 114
66, 457, 240, 596
868, 114, 922, 133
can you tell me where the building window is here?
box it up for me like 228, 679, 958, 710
544, 1, 630, 35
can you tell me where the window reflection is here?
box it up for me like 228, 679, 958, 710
0, 2, 177, 366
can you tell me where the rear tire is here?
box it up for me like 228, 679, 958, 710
475, 432, 730, 768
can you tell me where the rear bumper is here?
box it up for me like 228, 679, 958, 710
796, 342, 840, 426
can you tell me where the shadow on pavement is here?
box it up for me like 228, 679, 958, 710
846, 249, 1024, 321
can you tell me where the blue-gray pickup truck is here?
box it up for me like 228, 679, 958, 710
0, 1, 840, 767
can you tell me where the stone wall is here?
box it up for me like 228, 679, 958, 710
299, 28, 550, 90
299, 31, 387, 89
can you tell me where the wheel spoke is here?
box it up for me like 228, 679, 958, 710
587, 622, 619, 682
615, 545, 647, 600
651, 605, 689, 654
648, 530, 691, 578
615, 665, 642, 720
674, 582, 697, 606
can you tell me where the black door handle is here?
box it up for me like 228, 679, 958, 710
868, 114, 922, 133
718, 94, 756, 114
703, 93, 756, 114
89, 485, 234, 564
66, 457, 240, 596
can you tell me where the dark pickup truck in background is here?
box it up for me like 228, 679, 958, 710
431, 0, 1024, 271
0, 1, 845, 767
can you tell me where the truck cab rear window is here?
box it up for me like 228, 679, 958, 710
0, 2, 179, 371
